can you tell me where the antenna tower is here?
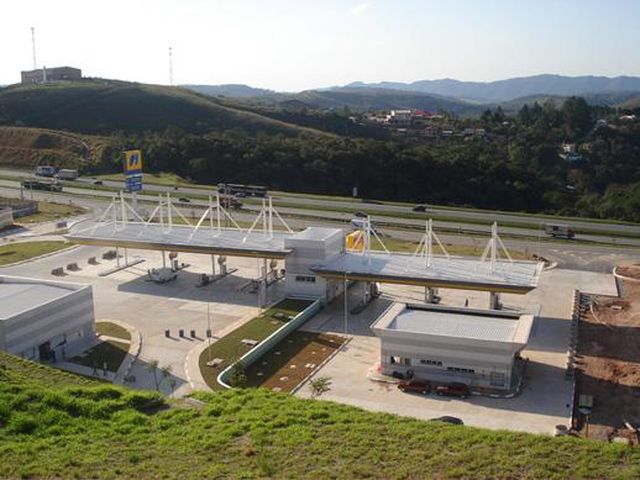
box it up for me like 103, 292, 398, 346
169, 46, 174, 86
31, 27, 37, 69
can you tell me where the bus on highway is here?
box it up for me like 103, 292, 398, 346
217, 183, 268, 198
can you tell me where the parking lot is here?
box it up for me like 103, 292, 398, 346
298, 269, 618, 434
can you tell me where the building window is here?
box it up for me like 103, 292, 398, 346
447, 366, 475, 374
419, 359, 443, 367
490, 372, 506, 387
295, 275, 316, 283
390, 356, 410, 366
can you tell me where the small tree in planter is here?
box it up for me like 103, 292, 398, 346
229, 361, 248, 388
309, 376, 332, 398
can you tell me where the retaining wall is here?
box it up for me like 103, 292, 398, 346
217, 299, 322, 389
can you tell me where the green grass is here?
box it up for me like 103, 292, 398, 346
95, 322, 131, 342
16, 200, 86, 224
0, 351, 639, 479
0, 240, 72, 265
70, 340, 130, 373
199, 299, 313, 390
94, 172, 198, 187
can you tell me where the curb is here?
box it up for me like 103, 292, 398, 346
613, 266, 640, 283
102, 320, 141, 383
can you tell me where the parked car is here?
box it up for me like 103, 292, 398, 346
412, 204, 427, 212
178, 197, 191, 203
397, 380, 431, 395
429, 416, 464, 425
353, 211, 368, 218
92, 180, 103, 185
435, 382, 470, 399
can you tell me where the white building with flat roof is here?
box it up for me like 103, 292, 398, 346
284, 227, 345, 302
0, 275, 95, 362
371, 303, 534, 391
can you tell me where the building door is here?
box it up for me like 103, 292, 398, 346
38, 341, 52, 361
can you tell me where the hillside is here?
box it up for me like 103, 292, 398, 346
346, 74, 640, 102
618, 95, 640, 110
0, 80, 325, 136
246, 87, 481, 114
0, 126, 113, 169
183, 84, 277, 98
1, 351, 640, 479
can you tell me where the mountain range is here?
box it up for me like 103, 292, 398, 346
183, 74, 640, 113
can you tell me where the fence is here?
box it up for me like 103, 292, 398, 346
217, 299, 323, 389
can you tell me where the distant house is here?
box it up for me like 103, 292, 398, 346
21, 66, 82, 84
462, 128, 475, 136
441, 129, 454, 137
423, 125, 440, 137
619, 114, 637, 121
565, 152, 586, 164
386, 110, 413, 127
474, 128, 486, 137
561, 143, 577, 154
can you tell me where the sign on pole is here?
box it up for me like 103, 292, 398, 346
122, 150, 144, 193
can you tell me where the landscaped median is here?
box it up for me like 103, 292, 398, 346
198, 298, 315, 390
0, 240, 74, 266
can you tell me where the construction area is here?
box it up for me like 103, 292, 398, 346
574, 264, 640, 442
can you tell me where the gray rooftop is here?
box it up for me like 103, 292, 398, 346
287, 227, 342, 241
0, 276, 82, 319
67, 222, 294, 258
312, 251, 542, 293
373, 303, 534, 345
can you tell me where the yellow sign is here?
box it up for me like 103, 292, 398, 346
346, 231, 365, 252
123, 150, 143, 174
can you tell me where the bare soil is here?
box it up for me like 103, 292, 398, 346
575, 278, 640, 442
617, 263, 640, 281
245, 331, 346, 392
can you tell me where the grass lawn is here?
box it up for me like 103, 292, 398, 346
245, 331, 346, 392
17, 201, 86, 224
70, 340, 130, 373
0, 240, 72, 266
95, 322, 131, 342
94, 172, 198, 188
1, 352, 640, 479
199, 298, 313, 390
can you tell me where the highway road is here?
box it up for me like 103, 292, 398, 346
3, 167, 640, 239
1, 182, 639, 272
2, 174, 639, 248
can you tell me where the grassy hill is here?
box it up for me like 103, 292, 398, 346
1, 351, 639, 479
0, 126, 114, 169
0, 80, 326, 136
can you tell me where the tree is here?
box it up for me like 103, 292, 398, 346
562, 96, 592, 139
309, 376, 332, 398
229, 361, 248, 388
146, 360, 160, 391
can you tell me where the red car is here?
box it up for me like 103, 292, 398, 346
435, 382, 470, 399
397, 380, 431, 395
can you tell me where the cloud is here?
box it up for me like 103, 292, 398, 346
350, 3, 371, 15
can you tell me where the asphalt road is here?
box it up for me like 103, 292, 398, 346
2, 173, 639, 248
2, 182, 639, 272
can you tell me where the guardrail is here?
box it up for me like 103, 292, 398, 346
217, 298, 323, 389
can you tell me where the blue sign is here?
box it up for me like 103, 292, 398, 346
125, 174, 143, 193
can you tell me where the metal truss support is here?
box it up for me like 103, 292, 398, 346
481, 222, 513, 273
243, 195, 292, 243
413, 219, 449, 268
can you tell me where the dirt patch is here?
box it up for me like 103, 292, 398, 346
575, 280, 640, 442
245, 331, 346, 392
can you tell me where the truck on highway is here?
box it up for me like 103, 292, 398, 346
34, 165, 57, 177
544, 223, 575, 239
21, 178, 63, 192
55, 169, 79, 180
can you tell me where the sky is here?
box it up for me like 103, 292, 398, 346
2, 0, 640, 91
